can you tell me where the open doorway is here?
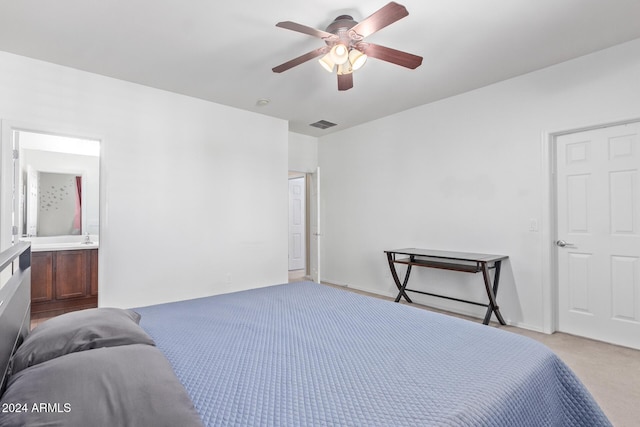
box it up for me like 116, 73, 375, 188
288, 168, 320, 284
5, 127, 101, 324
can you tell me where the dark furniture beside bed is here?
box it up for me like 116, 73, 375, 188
385, 248, 507, 325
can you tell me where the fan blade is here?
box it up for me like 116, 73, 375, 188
350, 2, 409, 38
361, 43, 422, 69
276, 21, 335, 39
337, 73, 353, 91
272, 46, 330, 73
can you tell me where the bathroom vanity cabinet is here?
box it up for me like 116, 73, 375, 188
31, 248, 98, 315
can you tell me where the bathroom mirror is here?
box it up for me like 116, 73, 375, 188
17, 131, 100, 238
27, 171, 82, 236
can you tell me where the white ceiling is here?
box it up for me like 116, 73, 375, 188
1, 0, 640, 137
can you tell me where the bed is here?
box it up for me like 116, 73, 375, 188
0, 244, 612, 426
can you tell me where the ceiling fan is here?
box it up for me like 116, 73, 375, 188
272, 2, 423, 91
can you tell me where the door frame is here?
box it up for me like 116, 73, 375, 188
0, 119, 104, 301
541, 116, 640, 334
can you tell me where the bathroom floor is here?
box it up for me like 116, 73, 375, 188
30, 307, 88, 329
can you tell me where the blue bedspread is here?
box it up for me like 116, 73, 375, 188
136, 282, 611, 426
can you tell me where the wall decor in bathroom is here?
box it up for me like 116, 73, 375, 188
37, 172, 82, 236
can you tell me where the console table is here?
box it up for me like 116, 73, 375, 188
384, 248, 508, 325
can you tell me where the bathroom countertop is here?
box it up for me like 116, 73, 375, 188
30, 241, 99, 252
23, 239, 100, 252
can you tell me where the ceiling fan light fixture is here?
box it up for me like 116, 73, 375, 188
330, 44, 349, 64
318, 53, 335, 72
348, 49, 368, 70
337, 63, 353, 75
273, 2, 422, 91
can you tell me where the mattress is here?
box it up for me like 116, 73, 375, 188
136, 281, 611, 426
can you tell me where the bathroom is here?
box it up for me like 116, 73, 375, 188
15, 130, 100, 318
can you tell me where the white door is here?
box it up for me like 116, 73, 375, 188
309, 168, 321, 283
288, 177, 306, 271
556, 121, 640, 349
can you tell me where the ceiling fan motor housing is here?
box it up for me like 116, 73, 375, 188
326, 15, 357, 33
325, 15, 363, 50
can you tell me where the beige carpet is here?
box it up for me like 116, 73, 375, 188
320, 282, 640, 427
504, 325, 639, 427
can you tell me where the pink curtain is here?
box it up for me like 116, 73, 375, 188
73, 176, 82, 233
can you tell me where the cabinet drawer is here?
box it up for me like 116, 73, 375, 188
31, 252, 53, 302
54, 250, 88, 300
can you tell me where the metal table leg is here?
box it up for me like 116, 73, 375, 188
481, 261, 506, 325
386, 252, 413, 303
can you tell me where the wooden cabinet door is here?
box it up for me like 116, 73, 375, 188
54, 250, 87, 299
31, 252, 54, 302
89, 249, 98, 296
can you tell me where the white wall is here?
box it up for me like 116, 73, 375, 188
0, 51, 289, 308
288, 132, 318, 172
318, 38, 640, 331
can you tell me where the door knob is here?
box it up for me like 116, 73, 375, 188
555, 240, 575, 247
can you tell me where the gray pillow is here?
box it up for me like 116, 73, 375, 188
11, 307, 155, 374
0, 344, 204, 427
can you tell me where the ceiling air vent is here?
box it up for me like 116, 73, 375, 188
309, 120, 337, 130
